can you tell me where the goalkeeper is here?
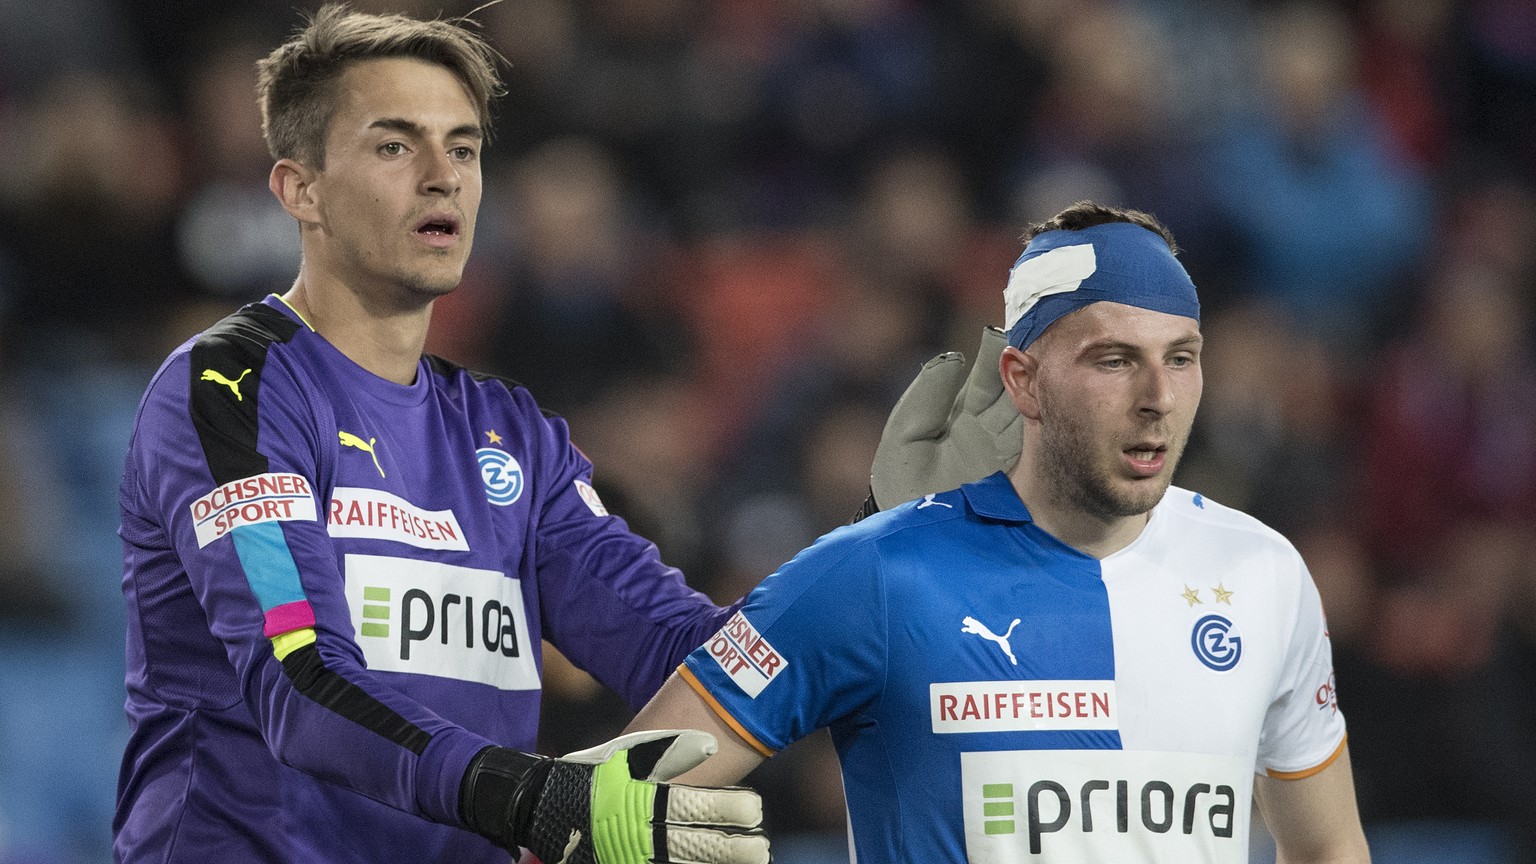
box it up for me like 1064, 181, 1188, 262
113, 5, 1010, 862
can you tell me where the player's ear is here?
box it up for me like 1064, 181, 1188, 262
270, 158, 321, 226
1000, 345, 1042, 422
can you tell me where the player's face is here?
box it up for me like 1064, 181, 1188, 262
307, 57, 483, 302
1030, 302, 1203, 519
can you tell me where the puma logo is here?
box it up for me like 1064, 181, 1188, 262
338, 431, 386, 478
962, 615, 1021, 666
200, 368, 252, 401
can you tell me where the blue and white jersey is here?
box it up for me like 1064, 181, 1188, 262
681, 472, 1345, 863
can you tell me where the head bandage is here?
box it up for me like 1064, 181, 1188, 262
1003, 222, 1200, 350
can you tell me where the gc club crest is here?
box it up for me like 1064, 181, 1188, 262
1191, 614, 1242, 672
477, 447, 524, 506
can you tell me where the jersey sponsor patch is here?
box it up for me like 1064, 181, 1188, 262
327, 487, 468, 551
574, 479, 608, 517
704, 611, 786, 698
930, 681, 1118, 734
191, 472, 318, 548
343, 554, 540, 691
962, 749, 1250, 863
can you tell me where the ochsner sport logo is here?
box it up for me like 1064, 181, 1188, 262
191, 473, 318, 548
705, 611, 786, 698
963, 749, 1249, 863
344, 554, 540, 691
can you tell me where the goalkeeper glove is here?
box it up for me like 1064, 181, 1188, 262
858, 325, 1020, 518
461, 730, 769, 864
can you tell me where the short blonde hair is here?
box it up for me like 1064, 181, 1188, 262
256, 3, 504, 168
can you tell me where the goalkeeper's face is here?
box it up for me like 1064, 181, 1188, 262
289, 57, 483, 303
1023, 302, 1203, 521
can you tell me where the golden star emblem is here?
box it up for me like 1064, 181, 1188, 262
485, 429, 503, 445
1181, 585, 1202, 607
1212, 582, 1234, 604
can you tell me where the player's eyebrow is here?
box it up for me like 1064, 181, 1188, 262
367, 117, 484, 140
1081, 333, 1204, 355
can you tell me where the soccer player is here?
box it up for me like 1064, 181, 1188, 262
117, 6, 782, 861
630, 202, 1374, 863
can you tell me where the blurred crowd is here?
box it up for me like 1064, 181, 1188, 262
2, 0, 1535, 861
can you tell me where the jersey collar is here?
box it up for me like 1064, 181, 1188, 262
961, 472, 1035, 524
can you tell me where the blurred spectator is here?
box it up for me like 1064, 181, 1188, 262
1203, 1, 1431, 350
1456, 0, 1536, 178
473, 136, 685, 410
174, 36, 301, 303
1333, 253, 1536, 859
1175, 301, 1356, 540
1354, 0, 1456, 170
0, 68, 199, 864
1358, 258, 1536, 677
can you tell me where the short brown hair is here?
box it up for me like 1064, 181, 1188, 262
256, 3, 505, 168
1022, 200, 1180, 254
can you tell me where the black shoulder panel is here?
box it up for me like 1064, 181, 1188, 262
425, 354, 525, 391
188, 304, 303, 485
423, 354, 573, 423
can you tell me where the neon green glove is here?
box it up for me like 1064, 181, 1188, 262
461, 730, 769, 864
866, 326, 1020, 512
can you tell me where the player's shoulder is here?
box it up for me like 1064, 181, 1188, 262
746, 492, 968, 614
192, 299, 305, 357
1157, 486, 1299, 558
846, 485, 974, 540
138, 302, 293, 402
803, 483, 990, 572
424, 354, 551, 415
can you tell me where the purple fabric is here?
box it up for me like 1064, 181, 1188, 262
115, 296, 732, 862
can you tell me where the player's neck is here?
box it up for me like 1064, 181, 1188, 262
281, 271, 433, 386
1007, 463, 1150, 559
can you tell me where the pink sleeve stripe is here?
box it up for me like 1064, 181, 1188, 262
263, 600, 317, 638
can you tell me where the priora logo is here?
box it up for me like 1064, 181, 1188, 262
344, 554, 540, 691
360, 583, 523, 661
984, 778, 1237, 853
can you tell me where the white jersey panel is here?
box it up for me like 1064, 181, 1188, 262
1101, 488, 1345, 775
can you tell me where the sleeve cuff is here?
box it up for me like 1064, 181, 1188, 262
1265, 733, 1347, 781
678, 663, 777, 758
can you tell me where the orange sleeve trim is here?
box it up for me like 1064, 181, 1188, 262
1266, 733, 1347, 781
677, 664, 777, 758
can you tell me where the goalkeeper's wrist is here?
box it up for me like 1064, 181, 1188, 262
459, 745, 555, 850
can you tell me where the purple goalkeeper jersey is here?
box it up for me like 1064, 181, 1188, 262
115, 296, 732, 863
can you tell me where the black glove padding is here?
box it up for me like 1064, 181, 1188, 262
461, 730, 769, 864
867, 325, 1020, 511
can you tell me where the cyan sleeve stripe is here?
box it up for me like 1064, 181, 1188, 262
230, 521, 308, 611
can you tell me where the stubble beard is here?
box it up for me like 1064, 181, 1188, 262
372, 250, 466, 310
1038, 395, 1182, 522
